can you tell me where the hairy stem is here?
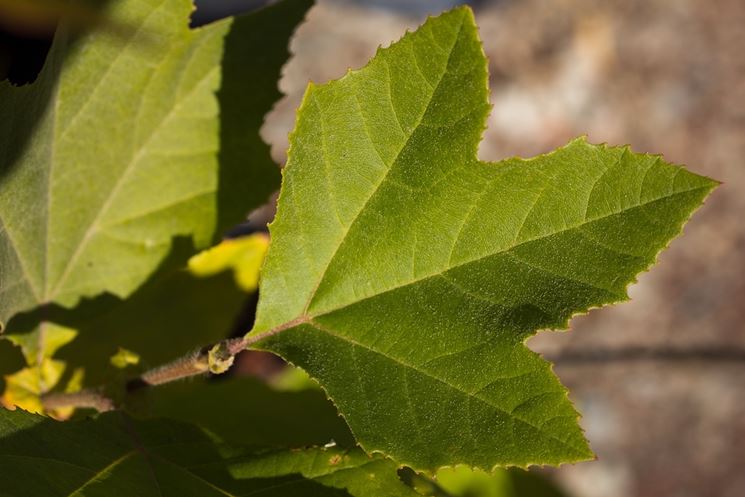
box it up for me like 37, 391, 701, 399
41, 390, 115, 412
127, 337, 248, 392
127, 317, 307, 394
138, 349, 209, 386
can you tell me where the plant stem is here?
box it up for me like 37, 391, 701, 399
137, 350, 209, 387
128, 337, 248, 391
41, 390, 114, 412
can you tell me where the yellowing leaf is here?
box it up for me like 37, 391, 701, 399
109, 347, 141, 369
188, 233, 270, 291
1, 324, 77, 414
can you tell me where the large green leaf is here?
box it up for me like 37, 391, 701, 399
0, 407, 418, 496
0, 0, 311, 328
248, 6, 717, 471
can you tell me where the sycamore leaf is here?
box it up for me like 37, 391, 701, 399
248, 6, 717, 471
0, 0, 311, 329
0, 233, 267, 412
0, 407, 418, 497
214, 447, 420, 497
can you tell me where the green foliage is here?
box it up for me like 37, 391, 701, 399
0, 0, 717, 493
4, 261, 246, 395
0, 0, 309, 405
1, 233, 269, 397
0, 0, 308, 327
0, 406, 419, 496
249, 7, 716, 472
400, 465, 565, 497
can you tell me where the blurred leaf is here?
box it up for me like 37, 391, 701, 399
189, 233, 269, 291
216, 447, 420, 497
109, 347, 140, 369
249, 5, 717, 471
269, 364, 322, 392
400, 465, 569, 497
3, 263, 246, 395
5, 320, 76, 365
0, 407, 418, 497
0, 339, 23, 409
435, 466, 567, 497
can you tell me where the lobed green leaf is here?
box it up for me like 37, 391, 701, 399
249, 6, 717, 471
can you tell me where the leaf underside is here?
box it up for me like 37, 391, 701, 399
249, 6, 717, 471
